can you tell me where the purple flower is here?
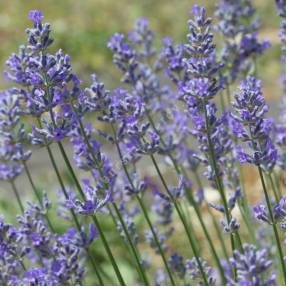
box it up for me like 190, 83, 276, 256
67, 179, 112, 215
186, 257, 215, 285
253, 204, 270, 224
215, 0, 269, 83
231, 76, 277, 171
275, 0, 286, 17
181, 5, 223, 107
228, 244, 275, 285
28, 10, 44, 24
274, 196, 286, 229
168, 253, 186, 279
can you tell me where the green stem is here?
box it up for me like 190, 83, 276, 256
258, 167, 286, 284
91, 215, 126, 286
274, 172, 282, 198
268, 173, 280, 203
112, 203, 150, 286
44, 143, 105, 286
23, 161, 55, 232
47, 125, 125, 284
193, 170, 229, 260
136, 195, 177, 286
150, 154, 209, 285
37, 123, 104, 284
146, 111, 226, 282
110, 124, 176, 285
203, 102, 239, 253
10, 180, 24, 213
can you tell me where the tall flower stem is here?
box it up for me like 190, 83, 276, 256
193, 170, 229, 260
10, 180, 24, 213
22, 161, 55, 232
146, 111, 226, 281
91, 215, 126, 286
149, 153, 209, 285
203, 102, 238, 254
109, 124, 176, 286
112, 203, 150, 286
136, 194, 177, 285
258, 167, 286, 284
56, 141, 125, 286
37, 119, 105, 286
47, 110, 125, 285
44, 143, 105, 286
268, 173, 280, 203
73, 114, 149, 285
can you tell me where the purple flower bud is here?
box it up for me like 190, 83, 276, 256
28, 10, 44, 24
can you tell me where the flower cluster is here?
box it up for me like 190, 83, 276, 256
231, 76, 277, 172
215, 0, 270, 83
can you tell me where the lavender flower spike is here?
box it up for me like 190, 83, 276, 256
231, 76, 277, 172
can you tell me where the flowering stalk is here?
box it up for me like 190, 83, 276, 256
107, 18, 226, 281
74, 119, 149, 284
148, 154, 209, 284
231, 76, 286, 282
110, 123, 177, 286
10, 180, 24, 213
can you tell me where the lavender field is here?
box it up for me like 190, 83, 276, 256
1, 1, 286, 285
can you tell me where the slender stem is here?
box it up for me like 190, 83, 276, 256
268, 173, 280, 203
10, 180, 24, 213
48, 128, 125, 284
193, 170, 229, 259
150, 154, 209, 285
136, 195, 176, 286
110, 124, 176, 285
258, 167, 286, 284
72, 114, 144, 284
23, 161, 55, 232
44, 144, 105, 286
274, 172, 282, 198
112, 203, 150, 286
48, 111, 124, 283
37, 118, 104, 284
203, 102, 239, 254
91, 215, 126, 286
23, 161, 41, 203
146, 111, 226, 282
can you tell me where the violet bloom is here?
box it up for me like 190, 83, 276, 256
15, 198, 93, 284
227, 244, 276, 285
0, 92, 31, 182
168, 253, 186, 279
161, 38, 186, 84
0, 216, 29, 284
66, 179, 112, 215
274, 195, 286, 229
215, 0, 270, 83
28, 10, 44, 24
275, 0, 286, 17
180, 4, 223, 109
186, 257, 215, 285
231, 76, 277, 172
5, 10, 77, 143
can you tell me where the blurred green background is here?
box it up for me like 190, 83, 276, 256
0, 0, 282, 99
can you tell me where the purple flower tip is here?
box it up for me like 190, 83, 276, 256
28, 10, 44, 24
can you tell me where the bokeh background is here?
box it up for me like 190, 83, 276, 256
0, 1, 284, 283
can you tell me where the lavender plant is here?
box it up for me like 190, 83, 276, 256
0, 2, 286, 285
